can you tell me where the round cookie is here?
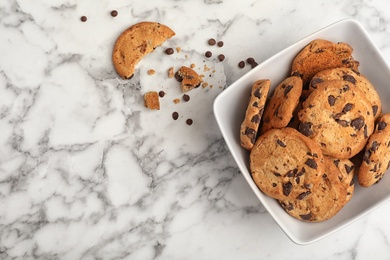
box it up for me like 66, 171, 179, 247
291, 39, 359, 87
112, 22, 175, 79
240, 79, 271, 150
310, 67, 381, 119
298, 80, 375, 159
261, 76, 302, 134
358, 114, 390, 187
250, 127, 324, 201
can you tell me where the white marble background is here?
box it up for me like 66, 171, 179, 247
1, 0, 390, 259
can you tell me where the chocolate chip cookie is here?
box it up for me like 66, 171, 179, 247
310, 67, 381, 119
240, 79, 271, 150
112, 22, 175, 79
291, 39, 359, 87
261, 76, 302, 134
298, 80, 375, 158
250, 127, 324, 201
358, 114, 390, 187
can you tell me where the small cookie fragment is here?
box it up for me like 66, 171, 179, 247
175, 66, 203, 92
261, 76, 303, 134
112, 22, 175, 79
240, 79, 271, 150
358, 114, 390, 187
144, 91, 160, 110
291, 39, 359, 87
250, 127, 324, 201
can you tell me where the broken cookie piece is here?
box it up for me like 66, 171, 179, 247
175, 66, 203, 92
144, 91, 160, 110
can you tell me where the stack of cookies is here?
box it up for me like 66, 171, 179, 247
240, 39, 390, 222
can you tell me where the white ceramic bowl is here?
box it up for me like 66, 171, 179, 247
213, 19, 390, 244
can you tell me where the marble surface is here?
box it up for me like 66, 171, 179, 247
1, 0, 390, 259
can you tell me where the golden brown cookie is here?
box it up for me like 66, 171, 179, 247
298, 80, 375, 159
175, 66, 203, 92
144, 91, 160, 110
358, 114, 390, 187
240, 79, 271, 150
250, 127, 324, 201
261, 76, 302, 134
291, 39, 359, 87
112, 22, 175, 79
310, 67, 381, 120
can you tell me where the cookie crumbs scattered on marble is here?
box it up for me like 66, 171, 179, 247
202, 82, 209, 88
173, 98, 180, 104
168, 67, 174, 78
175, 66, 203, 92
144, 91, 160, 110
190, 63, 196, 69
147, 69, 155, 75
176, 47, 181, 53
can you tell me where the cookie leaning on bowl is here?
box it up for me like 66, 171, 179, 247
112, 21, 175, 79
240, 79, 270, 150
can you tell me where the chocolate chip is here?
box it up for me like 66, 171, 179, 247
350, 178, 354, 186
371, 141, 380, 151
174, 71, 183, 82
344, 164, 355, 174
333, 159, 340, 167
246, 57, 255, 64
364, 124, 368, 138
378, 121, 387, 131
251, 114, 260, 123
342, 74, 356, 84
297, 191, 311, 200
283, 182, 293, 196
311, 78, 324, 89
159, 91, 165, 98
300, 213, 312, 221
276, 139, 286, 147
110, 10, 118, 17
283, 85, 293, 97
205, 51, 212, 58
80, 16, 87, 22
299, 122, 313, 136
273, 172, 281, 177
328, 95, 336, 106
183, 94, 190, 102
296, 167, 305, 177
208, 38, 216, 46
305, 158, 317, 169
254, 88, 261, 98
373, 105, 379, 116
238, 61, 245, 68
342, 103, 354, 113
252, 101, 259, 108
351, 117, 364, 130
217, 41, 224, 47
186, 119, 193, 125
336, 119, 349, 127
363, 150, 371, 163
218, 54, 225, 61
165, 48, 174, 55
172, 112, 179, 120
272, 183, 277, 187
250, 61, 258, 68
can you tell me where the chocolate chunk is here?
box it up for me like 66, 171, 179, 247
165, 48, 174, 55
276, 139, 286, 147
342, 74, 356, 84
378, 121, 387, 131
333, 159, 340, 167
186, 119, 193, 125
273, 105, 280, 117
238, 61, 245, 68
350, 178, 354, 186
246, 57, 255, 64
217, 41, 224, 47
272, 183, 277, 187
305, 158, 317, 169
311, 78, 324, 89
205, 51, 212, 58
299, 122, 313, 136
363, 150, 371, 164
336, 119, 349, 127
254, 88, 262, 98
351, 117, 364, 130
364, 124, 368, 138
273, 172, 281, 177
251, 114, 260, 123
183, 94, 190, 102
110, 10, 118, 17
174, 71, 183, 82
296, 167, 306, 177
80, 16, 87, 22
373, 105, 378, 116
252, 101, 259, 108
283, 85, 293, 97
218, 54, 225, 61
328, 95, 336, 106
172, 112, 179, 120
300, 213, 312, 221
342, 103, 354, 113
159, 91, 165, 97
344, 164, 355, 174
371, 141, 380, 151
297, 191, 311, 200
282, 182, 293, 196
208, 38, 216, 46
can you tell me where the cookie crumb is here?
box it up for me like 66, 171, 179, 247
80, 16, 87, 22
175, 66, 203, 92
147, 69, 155, 75
144, 91, 160, 110
168, 67, 174, 78
173, 98, 180, 104
202, 82, 209, 88
190, 63, 196, 69
176, 47, 181, 53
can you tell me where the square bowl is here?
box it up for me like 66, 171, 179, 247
213, 19, 390, 245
